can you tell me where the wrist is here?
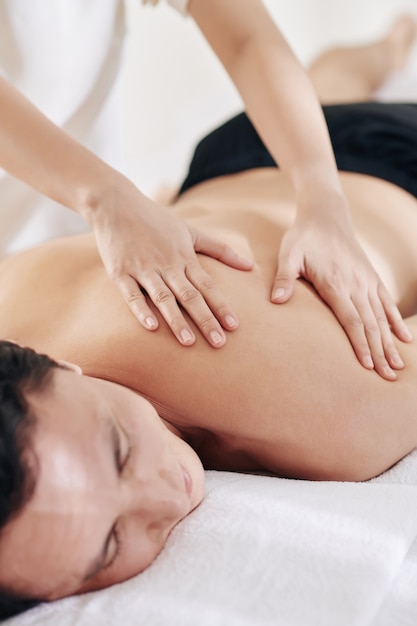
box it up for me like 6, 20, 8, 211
291, 157, 343, 197
294, 179, 357, 237
74, 169, 137, 228
295, 179, 350, 219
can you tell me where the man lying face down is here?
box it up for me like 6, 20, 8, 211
0, 341, 205, 618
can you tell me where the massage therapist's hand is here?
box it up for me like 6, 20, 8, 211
271, 192, 412, 381
88, 179, 253, 348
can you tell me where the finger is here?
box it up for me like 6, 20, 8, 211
378, 283, 413, 343
193, 230, 253, 270
369, 291, 404, 375
271, 255, 299, 303
138, 272, 198, 346
320, 283, 378, 370
116, 274, 159, 331
160, 264, 228, 348
185, 261, 239, 333
328, 293, 375, 369
350, 292, 397, 381
319, 283, 396, 380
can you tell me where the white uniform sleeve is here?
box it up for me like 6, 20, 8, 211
166, 0, 189, 15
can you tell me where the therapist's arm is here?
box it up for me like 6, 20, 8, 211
189, 0, 412, 379
0, 74, 253, 348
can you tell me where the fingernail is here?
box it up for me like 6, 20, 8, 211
391, 354, 404, 368
225, 314, 237, 329
210, 330, 224, 345
404, 328, 413, 341
145, 316, 157, 329
272, 288, 286, 301
180, 329, 194, 343
364, 355, 374, 369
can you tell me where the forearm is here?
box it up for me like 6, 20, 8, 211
231, 37, 343, 197
190, 0, 346, 212
0, 74, 131, 223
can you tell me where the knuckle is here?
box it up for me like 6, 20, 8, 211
351, 272, 364, 291
382, 336, 396, 351
196, 277, 216, 293
179, 287, 201, 305
319, 277, 343, 298
375, 313, 389, 327
275, 272, 293, 284
363, 322, 380, 336
125, 296, 147, 319
323, 265, 343, 286
154, 289, 175, 305
109, 265, 124, 281
196, 314, 215, 331
343, 315, 363, 330
125, 291, 142, 305
216, 304, 230, 319
168, 314, 186, 330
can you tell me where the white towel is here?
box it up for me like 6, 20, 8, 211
11, 449, 417, 626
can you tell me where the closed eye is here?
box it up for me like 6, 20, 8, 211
112, 419, 132, 474
120, 424, 132, 472
102, 524, 122, 572
103, 422, 132, 571
82, 417, 133, 582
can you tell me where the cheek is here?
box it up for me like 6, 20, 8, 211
82, 522, 165, 593
116, 534, 162, 583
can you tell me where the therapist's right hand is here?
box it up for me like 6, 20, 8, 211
87, 180, 253, 348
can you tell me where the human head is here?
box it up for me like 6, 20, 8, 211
0, 341, 204, 618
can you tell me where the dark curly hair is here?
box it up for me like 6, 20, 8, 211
0, 340, 61, 620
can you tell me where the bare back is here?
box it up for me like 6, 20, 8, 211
1, 169, 417, 480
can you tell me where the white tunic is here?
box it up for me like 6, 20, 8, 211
0, 0, 188, 256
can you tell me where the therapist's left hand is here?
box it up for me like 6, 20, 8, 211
270, 194, 412, 381
89, 179, 253, 348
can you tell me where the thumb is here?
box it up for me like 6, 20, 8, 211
271, 257, 298, 303
193, 229, 254, 270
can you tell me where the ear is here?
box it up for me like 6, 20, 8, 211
57, 360, 83, 375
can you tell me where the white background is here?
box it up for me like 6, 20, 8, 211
122, 0, 417, 197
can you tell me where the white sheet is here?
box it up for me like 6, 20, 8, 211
7, 449, 417, 626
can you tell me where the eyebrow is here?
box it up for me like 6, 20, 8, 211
81, 417, 120, 583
